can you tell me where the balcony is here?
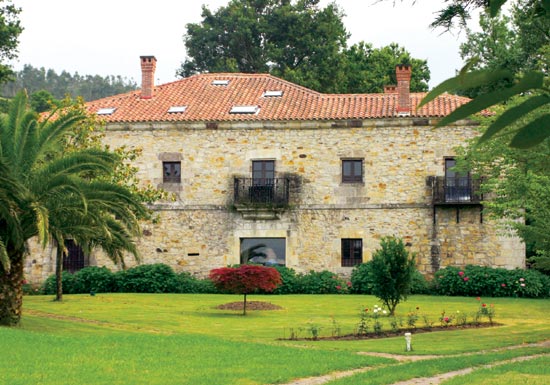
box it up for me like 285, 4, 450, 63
432, 176, 483, 205
234, 177, 290, 205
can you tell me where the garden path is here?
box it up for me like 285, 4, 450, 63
273, 340, 550, 385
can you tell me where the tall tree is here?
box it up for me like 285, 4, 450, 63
454, 98, 550, 268
417, 0, 550, 148
179, 0, 349, 93
339, 42, 430, 93
0, 92, 147, 325
0, 0, 22, 84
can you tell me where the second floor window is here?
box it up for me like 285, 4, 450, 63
252, 160, 275, 185
342, 159, 363, 183
163, 161, 181, 183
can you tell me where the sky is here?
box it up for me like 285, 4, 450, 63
9, 0, 478, 90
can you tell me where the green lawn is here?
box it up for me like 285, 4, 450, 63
1, 294, 549, 385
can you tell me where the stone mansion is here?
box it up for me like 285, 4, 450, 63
25, 56, 525, 283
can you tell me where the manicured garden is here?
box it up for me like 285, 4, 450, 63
2, 293, 550, 384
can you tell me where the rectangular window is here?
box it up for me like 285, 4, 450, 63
341, 238, 362, 267
163, 161, 181, 183
342, 159, 363, 183
240, 238, 285, 266
444, 158, 471, 202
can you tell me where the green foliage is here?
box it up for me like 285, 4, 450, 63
432, 265, 550, 298
339, 42, 430, 93
0, 1, 22, 84
180, 0, 430, 93
271, 266, 302, 294
454, 97, 550, 258
175, 271, 217, 294
350, 261, 375, 294
369, 236, 416, 315
528, 251, 550, 275
116, 264, 179, 293
42, 272, 79, 295
72, 266, 118, 293
181, 0, 348, 93
419, 0, 550, 149
0, 64, 137, 100
299, 270, 345, 294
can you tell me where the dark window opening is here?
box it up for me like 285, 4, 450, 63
342, 159, 363, 183
341, 238, 362, 267
240, 238, 285, 266
63, 239, 89, 273
163, 161, 181, 183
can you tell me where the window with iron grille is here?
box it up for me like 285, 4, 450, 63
163, 161, 181, 183
341, 238, 362, 267
63, 239, 89, 273
342, 159, 363, 183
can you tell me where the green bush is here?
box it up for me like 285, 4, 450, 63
116, 264, 179, 293
175, 272, 218, 294
272, 266, 302, 294
432, 265, 550, 298
350, 262, 374, 294
299, 270, 343, 294
410, 270, 430, 294
42, 271, 79, 295
369, 236, 416, 315
73, 266, 117, 293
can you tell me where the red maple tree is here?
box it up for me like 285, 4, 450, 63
209, 265, 282, 315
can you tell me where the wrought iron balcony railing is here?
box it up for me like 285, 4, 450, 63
433, 176, 483, 205
234, 177, 290, 206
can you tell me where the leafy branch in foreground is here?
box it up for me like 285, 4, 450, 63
419, 66, 548, 148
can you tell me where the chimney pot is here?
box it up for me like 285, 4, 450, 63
140, 55, 157, 99
384, 85, 397, 94
395, 65, 412, 116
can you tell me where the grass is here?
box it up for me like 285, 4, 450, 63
1, 293, 549, 384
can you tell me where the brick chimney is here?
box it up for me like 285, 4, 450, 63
140, 56, 157, 99
395, 65, 412, 116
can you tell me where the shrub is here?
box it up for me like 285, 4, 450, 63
432, 265, 550, 298
116, 263, 179, 293
73, 266, 117, 293
528, 251, 550, 276
370, 236, 416, 315
175, 272, 218, 294
410, 270, 430, 294
209, 265, 282, 315
299, 270, 344, 294
42, 271, 78, 295
350, 262, 375, 294
272, 266, 302, 294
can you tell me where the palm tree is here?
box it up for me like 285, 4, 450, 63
0, 91, 146, 325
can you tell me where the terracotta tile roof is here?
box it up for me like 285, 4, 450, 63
85, 73, 473, 123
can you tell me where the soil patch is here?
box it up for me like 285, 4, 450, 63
280, 322, 502, 341
215, 301, 283, 311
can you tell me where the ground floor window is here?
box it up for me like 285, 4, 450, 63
341, 238, 362, 267
63, 239, 89, 273
240, 238, 285, 266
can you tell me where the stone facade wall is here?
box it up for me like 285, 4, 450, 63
24, 118, 525, 283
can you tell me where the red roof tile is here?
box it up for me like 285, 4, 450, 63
85, 73, 473, 123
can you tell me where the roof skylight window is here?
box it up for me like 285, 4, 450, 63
97, 107, 116, 115
229, 105, 260, 114
167, 106, 187, 113
262, 90, 283, 97
212, 80, 230, 85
